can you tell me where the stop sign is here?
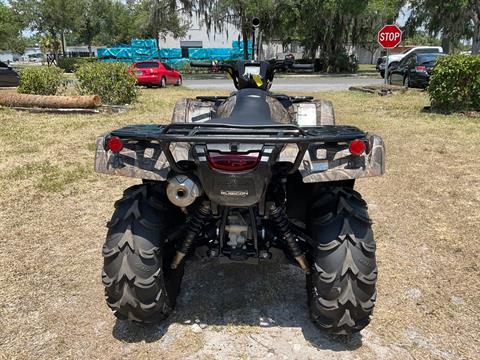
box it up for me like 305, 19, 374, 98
377, 25, 402, 49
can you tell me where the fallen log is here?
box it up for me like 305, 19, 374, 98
0, 105, 127, 114
0, 93, 101, 109
349, 84, 407, 96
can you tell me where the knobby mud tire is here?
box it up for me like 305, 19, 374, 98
306, 187, 377, 334
101, 184, 185, 323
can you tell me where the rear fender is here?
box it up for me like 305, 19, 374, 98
295, 133, 385, 182
94, 130, 384, 184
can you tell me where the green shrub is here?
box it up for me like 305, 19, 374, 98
57, 57, 96, 73
329, 52, 358, 73
428, 55, 480, 112
75, 62, 138, 105
17, 66, 65, 95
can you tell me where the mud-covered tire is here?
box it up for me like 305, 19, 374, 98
101, 184, 185, 323
306, 187, 377, 334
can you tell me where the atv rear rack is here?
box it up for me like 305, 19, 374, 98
95, 123, 384, 183
109, 123, 366, 144
107, 123, 368, 175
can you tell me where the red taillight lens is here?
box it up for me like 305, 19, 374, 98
106, 136, 123, 153
207, 152, 260, 172
349, 140, 366, 156
415, 65, 427, 72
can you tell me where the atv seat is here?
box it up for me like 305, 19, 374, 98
206, 88, 287, 125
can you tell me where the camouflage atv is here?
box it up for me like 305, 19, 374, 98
95, 60, 384, 334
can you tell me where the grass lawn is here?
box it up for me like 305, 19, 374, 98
358, 64, 377, 73
0, 87, 479, 359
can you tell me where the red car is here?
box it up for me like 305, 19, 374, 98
130, 61, 182, 87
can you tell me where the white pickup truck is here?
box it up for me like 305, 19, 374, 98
376, 46, 444, 78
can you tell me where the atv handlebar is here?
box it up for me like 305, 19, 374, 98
189, 60, 312, 89
190, 60, 311, 72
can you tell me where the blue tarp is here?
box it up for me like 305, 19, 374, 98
159, 48, 182, 59
131, 39, 157, 49
165, 58, 190, 70
97, 38, 252, 62
232, 40, 252, 49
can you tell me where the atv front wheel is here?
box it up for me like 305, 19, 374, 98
101, 184, 185, 323
306, 187, 377, 334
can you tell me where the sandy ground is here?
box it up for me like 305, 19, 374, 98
0, 87, 479, 359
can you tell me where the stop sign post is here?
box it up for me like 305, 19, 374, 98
377, 25, 402, 84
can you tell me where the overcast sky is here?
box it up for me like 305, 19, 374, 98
397, 4, 412, 27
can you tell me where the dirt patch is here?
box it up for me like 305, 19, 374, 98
0, 87, 479, 359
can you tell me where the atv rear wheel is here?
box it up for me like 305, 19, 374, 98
101, 184, 185, 323
306, 187, 377, 334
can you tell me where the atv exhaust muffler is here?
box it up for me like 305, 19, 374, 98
166, 175, 202, 208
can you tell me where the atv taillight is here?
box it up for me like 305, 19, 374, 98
106, 136, 123, 153
207, 152, 260, 172
349, 140, 366, 156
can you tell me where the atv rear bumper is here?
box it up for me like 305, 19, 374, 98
94, 123, 384, 183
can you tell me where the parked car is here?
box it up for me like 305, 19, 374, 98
0, 61, 20, 87
376, 46, 443, 78
130, 61, 182, 87
388, 53, 446, 88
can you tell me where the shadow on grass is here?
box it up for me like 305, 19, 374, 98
112, 261, 363, 351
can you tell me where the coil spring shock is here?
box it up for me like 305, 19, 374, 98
269, 204, 310, 274
171, 201, 211, 269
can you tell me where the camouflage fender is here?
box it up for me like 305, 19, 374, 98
94, 135, 171, 181
171, 98, 217, 123
297, 133, 385, 182
94, 133, 384, 183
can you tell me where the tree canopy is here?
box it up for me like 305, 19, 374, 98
2, 0, 478, 59
405, 0, 480, 54
0, 2, 26, 52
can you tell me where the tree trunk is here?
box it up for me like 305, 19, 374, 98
441, 36, 450, 54
242, 25, 249, 60
0, 94, 102, 109
472, 2, 480, 54
61, 31, 66, 56
473, 24, 480, 54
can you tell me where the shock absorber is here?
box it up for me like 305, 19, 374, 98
171, 201, 211, 269
269, 204, 310, 274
